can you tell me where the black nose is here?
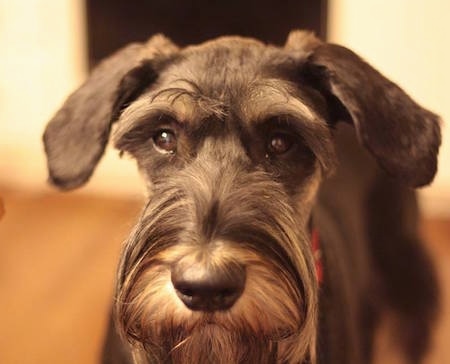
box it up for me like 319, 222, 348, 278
171, 262, 246, 311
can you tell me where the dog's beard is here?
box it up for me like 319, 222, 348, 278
118, 247, 310, 363
115, 168, 318, 363
143, 323, 277, 364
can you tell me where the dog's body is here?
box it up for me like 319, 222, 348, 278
43, 31, 441, 363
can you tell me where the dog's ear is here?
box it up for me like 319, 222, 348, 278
43, 34, 179, 190
286, 31, 441, 187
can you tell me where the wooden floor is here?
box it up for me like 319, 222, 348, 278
0, 188, 449, 364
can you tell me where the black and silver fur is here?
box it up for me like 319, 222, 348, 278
43, 31, 441, 364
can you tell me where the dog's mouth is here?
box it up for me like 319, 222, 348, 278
159, 321, 281, 364
138, 317, 298, 364
181, 313, 299, 342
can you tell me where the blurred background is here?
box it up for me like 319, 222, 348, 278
0, 0, 448, 363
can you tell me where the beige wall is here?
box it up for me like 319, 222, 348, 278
0, 0, 448, 214
0, 0, 86, 188
0, 0, 144, 196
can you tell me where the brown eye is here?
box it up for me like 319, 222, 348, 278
267, 133, 293, 155
153, 130, 177, 154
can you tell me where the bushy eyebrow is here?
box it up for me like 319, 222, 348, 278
238, 79, 336, 174
252, 113, 336, 175
113, 110, 181, 154
150, 78, 204, 103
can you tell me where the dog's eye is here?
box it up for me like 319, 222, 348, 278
267, 133, 293, 155
153, 130, 177, 154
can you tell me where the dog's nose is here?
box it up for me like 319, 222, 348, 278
171, 263, 246, 311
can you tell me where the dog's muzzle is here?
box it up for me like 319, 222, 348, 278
114, 150, 318, 362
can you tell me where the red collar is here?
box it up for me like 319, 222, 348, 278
311, 229, 323, 284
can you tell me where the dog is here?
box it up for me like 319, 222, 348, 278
43, 31, 441, 364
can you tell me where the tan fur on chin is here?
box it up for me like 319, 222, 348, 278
117, 243, 315, 363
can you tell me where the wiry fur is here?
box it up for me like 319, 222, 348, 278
43, 31, 441, 364
115, 141, 318, 363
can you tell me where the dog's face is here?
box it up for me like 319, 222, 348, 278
113, 35, 328, 363
43, 31, 440, 363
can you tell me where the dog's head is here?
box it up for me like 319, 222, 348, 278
43, 31, 441, 363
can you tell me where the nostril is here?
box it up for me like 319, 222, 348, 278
171, 263, 246, 311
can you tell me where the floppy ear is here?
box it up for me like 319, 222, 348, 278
286, 31, 441, 187
43, 34, 178, 190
